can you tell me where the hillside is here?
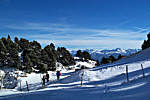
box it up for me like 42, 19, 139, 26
1, 47, 150, 100
95, 47, 150, 69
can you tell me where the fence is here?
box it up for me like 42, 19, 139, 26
81, 63, 146, 85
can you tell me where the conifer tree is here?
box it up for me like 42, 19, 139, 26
117, 54, 123, 60
14, 37, 19, 43
7, 35, 11, 40
95, 60, 100, 66
101, 57, 109, 64
109, 55, 116, 63
141, 32, 150, 50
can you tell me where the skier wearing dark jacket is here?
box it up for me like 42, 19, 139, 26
56, 71, 61, 80
46, 72, 49, 82
42, 75, 45, 87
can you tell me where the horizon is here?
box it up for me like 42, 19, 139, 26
0, 0, 150, 49
0, 35, 142, 51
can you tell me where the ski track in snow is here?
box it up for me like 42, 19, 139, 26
110, 82, 146, 92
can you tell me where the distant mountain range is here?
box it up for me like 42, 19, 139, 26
70, 48, 141, 62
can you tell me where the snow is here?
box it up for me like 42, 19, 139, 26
75, 60, 96, 68
110, 82, 146, 92
1, 48, 150, 100
70, 48, 140, 62
0, 70, 5, 77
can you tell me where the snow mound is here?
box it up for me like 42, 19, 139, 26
75, 60, 96, 69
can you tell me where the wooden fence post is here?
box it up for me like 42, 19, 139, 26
0, 77, 1, 89
20, 80, 22, 91
26, 81, 29, 91
0, 76, 3, 89
40, 74, 43, 88
81, 70, 84, 86
126, 65, 129, 83
141, 64, 145, 78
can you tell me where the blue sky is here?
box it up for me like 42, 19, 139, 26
0, 0, 150, 50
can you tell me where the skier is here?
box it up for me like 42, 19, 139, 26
46, 72, 49, 82
42, 75, 45, 88
56, 71, 61, 80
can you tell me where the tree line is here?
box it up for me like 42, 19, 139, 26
142, 32, 150, 50
101, 54, 124, 64
0, 35, 75, 73
75, 49, 124, 65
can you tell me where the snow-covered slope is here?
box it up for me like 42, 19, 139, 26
95, 47, 150, 69
70, 48, 140, 62
1, 48, 150, 100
